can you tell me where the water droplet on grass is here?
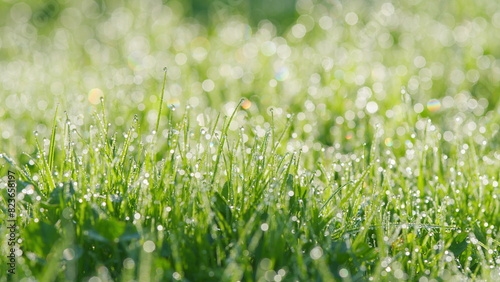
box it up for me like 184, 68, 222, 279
143, 240, 156, 253
63, 248, 75, 261
310, 246, 323, 260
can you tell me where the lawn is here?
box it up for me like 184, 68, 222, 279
1, 0, 500, 281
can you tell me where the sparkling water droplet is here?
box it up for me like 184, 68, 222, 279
33, 131, 38, 136
163, 67, 168, 72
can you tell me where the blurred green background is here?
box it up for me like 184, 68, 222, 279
1, 0, 500, 156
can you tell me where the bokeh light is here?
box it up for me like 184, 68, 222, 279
241, 99, 252, 110
275, 67, 290, 81
0, 0, 499, 160
88, 88, 104, 105
427, 99, 442, 112
385, 137, 393, 147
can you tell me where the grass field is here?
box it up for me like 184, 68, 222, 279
1, 0, 500, 281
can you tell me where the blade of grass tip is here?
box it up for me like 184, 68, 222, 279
61, 111, 71, 172
339, 164, 372, 207
91, 111, 113, 164
210, 117, 226, 186
99, 96, 108, 136
157, 108, 177, 188
1, 153, 34, 185
270, 107, 275, 149
34, 134, 56, 191
272, 113, 294, 154
208, 112, 221, 153
418, 120, 428, 196
48, 104, 58, 171
210, 99, 244, 184
209, 111, 221, 136
155, 67, 168, 134
182, 105, 190, 152
319, 181, 353, 212
280, 153, 295, 192
119, 115, 138, 169
164, 104, 174, 155
293, 149, 302, 175
99, 96, 116, 159
223, 98, 244, 134
317, 162, 331, 186
18, 153, 36, 182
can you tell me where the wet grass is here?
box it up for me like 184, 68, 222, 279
1, 0, 500, 281
1, 86, 499, 280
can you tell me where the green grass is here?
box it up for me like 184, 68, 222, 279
1, 88, 499, 281
1, 0, 500, 281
